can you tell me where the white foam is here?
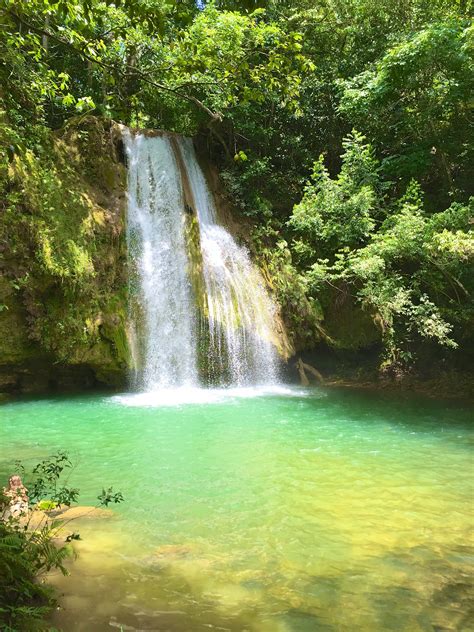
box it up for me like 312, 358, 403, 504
111, 385, 309, 408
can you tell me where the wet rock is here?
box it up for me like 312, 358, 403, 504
52, 505, 115, 521
0, 117, 131, 396
19, 505, 114, 532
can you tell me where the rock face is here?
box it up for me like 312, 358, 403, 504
0, 116, 132, 394
0, 116, 295, 395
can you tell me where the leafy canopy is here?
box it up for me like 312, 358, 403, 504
289, 133, 473, 371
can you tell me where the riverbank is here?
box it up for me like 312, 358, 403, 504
288, 346, 474, 403
1, 365, 473, 405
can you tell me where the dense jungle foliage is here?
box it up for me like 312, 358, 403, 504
0, 0, 473, 379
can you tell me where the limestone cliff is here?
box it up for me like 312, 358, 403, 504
0, 118, 294, 394
0, 116, 130, 393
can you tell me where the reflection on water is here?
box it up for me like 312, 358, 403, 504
0, 387, 472, 631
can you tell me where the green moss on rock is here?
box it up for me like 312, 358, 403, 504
0, 278, 39, 364
0, 116, 131, 392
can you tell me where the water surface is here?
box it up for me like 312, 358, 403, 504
0, 386, 472, 631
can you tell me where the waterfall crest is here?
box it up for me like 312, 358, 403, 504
124, 130, 280, 390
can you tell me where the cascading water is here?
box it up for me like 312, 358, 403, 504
124, 131, 198, 390
124, 129, 280, 391
176, 138, 279, 385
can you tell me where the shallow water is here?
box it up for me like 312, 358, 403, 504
1, 386, 473, 631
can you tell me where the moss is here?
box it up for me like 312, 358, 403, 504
0, 116, 131, 391
256, 238, 320, 354
99, 291, 131, 372
0, 279, 39, 364
184, 212, 207, 317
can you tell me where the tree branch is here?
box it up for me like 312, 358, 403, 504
5, 9, 222, 122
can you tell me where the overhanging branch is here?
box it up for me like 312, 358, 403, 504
5, 8, 223, 122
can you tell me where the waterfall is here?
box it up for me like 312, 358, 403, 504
124, 130, 280, 391
176, 138, 279, 386
124, 132, 198, 390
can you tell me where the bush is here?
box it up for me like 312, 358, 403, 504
0, 452, 123, 631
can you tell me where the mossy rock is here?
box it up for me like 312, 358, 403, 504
0, 116, 130, 392
0, 278, 41, 364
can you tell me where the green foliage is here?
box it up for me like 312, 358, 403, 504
97, 487, 124, 507
340, 19, 474, 198
1, 451, 124, 631
0, 0, 312, 133
252, 227, 324, 349
289, 132, 381, 261
173, 6, 313, 113
0, 517, 69, 631
291, 136, 473, 372
214, 1, 472, 373
36, 500, 58, 512
28, 451, 79, 507
221, 156, 274, 220
0, 0, 472, 379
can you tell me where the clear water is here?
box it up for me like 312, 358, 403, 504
0, 387, 472, 631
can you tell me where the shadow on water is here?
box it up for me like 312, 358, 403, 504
302, 385, 474, 435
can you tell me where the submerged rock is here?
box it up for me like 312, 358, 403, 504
18, 505, 115, 533
153, 543, 195, 560
50, 505, 115, 521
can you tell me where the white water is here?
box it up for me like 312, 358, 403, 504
124, 132, 197, 390
114, 385, 306, 408
124, 130, 280, 390
176, 138, 279, 385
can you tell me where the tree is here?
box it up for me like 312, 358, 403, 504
0, 0, 312, 131
289, 134, 474, 372
340, 20, 474, 202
